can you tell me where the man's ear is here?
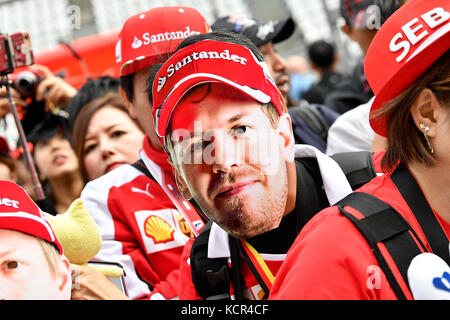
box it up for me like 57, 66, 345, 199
410, 88, 440, 138
119, 87, 137, 119
277, 113, 295, 162
172, 166, 193, 200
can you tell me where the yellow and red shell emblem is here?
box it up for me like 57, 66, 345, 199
144, 216, 175, 244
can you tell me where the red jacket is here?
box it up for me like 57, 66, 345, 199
270, 171, 450, 299
82, 136, 202, 299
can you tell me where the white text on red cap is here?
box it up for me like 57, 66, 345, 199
157, 49, 248, 92
140, 27, 201, 47
389, 7, 449, 63
0, 197, 19, 208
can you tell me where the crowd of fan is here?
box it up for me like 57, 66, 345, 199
0, 0, 449, 301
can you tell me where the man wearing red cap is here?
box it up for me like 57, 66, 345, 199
77, 6, 210, 300
0, 180, 71, 300
270, 0, 450, 299
151, 31, 358, 300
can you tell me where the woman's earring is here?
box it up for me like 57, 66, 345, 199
419, 123, 434, 154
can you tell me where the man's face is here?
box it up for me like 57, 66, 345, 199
168, 83, 294, 239
0, 229, 70, 300
258, 42, 290, 102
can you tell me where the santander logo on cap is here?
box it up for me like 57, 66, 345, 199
156, 48, 249, 92
131, 36, 143, 49
0, 197, 20, 208
132, 26, 201, 50
389, 6, 449, 63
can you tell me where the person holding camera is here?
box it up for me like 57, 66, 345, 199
0, 63, 77, 138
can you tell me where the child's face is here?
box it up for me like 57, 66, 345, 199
0, 229, 70, 300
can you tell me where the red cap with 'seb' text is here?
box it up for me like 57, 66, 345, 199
116, 6, 210, 76
365, 0, 450, 137
0, 181, 63, 254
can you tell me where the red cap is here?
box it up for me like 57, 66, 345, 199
0, 181, 63, 254
365, 0, 450, 137
152, 39, 287, 141
116, 6, 210, 76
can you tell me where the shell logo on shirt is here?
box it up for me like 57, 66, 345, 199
135, 209, 190, 254
144, 216, 175, 243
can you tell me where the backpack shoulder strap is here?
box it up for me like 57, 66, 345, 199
190, 221, 231, 300
131, 159, 153, 179
391, 166, 450, 265
293, 151, 378, 230
336, 192, 427, 300
331, 151, 377, 190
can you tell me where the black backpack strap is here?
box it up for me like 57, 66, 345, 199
131, 159, 153, 179
391, 166, 450, 265
331, 151, 377, 190
337, 192, 427, 300
293, 151, 378, 231
294, 158, 330, 233
190, 221, 231, 300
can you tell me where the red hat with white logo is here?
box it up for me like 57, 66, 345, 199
0, 181, 63, 254
116, 6, 211, 76
152, 39, 286, 141
365, 0, 450, 137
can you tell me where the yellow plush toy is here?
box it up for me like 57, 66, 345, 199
44, 198, 123, 278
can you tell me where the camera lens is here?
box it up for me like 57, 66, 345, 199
15, 71, 38, 96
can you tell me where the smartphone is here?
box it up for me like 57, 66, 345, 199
0, 32, 34, 75
87, 261, 128, 296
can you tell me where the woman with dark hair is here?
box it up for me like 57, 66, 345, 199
28, 114, 83, 215
71, 91, 144, 183
271, 0, 450, 300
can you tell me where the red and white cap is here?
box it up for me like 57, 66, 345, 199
0, 181, 63, 254
116, 6, 211, 76
365, 0, 450, 137
152, 39, 286, 140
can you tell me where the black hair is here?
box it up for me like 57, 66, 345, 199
340, 0, 405, 27
67, 76, 120, 131
308, 40, 335, 69
119, 73, 134, 102
146, 63, 163, 105
373, 0, 405, 25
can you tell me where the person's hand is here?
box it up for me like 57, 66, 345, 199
0, 86, 28, 118
70, 263, 131, 300
33, 64, 77, 109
